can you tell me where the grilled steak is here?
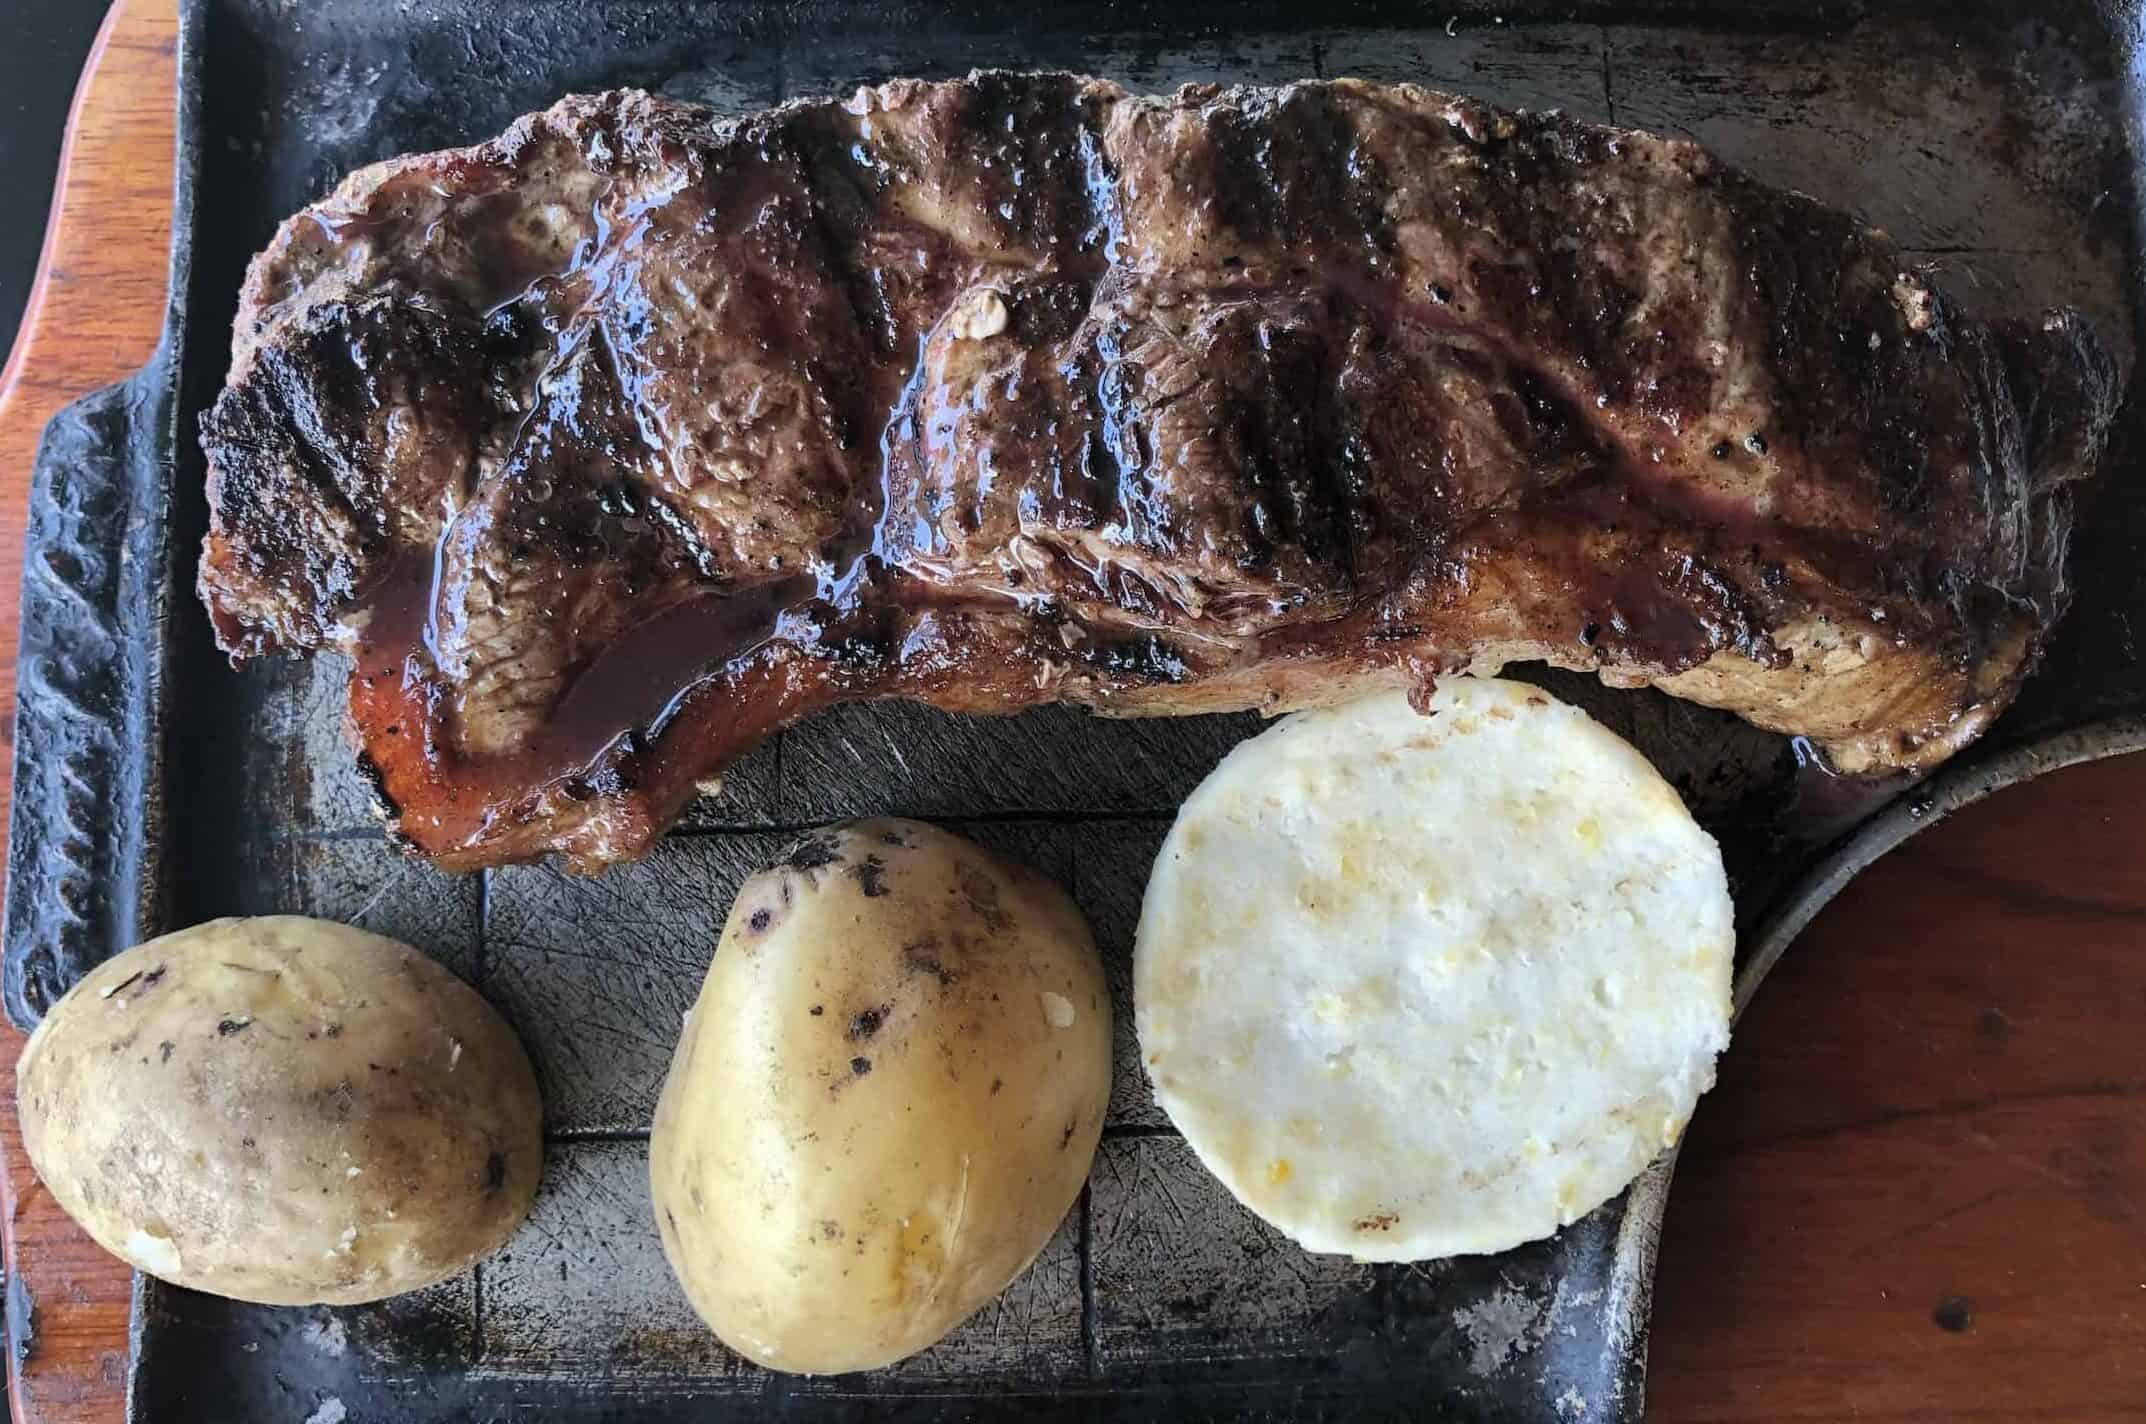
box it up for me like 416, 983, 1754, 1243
199, 75, 2122, 871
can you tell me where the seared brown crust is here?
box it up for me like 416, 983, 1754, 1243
198, 76, 2122, 870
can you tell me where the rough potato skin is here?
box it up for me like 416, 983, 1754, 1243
650, 818, 1112, 1374
15, 916, 543, 1306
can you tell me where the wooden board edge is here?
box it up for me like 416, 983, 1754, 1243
1, 3, 182, 1422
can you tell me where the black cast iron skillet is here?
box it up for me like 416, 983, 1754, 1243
7, 1, 2143, 1418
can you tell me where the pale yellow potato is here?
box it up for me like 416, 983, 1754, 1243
16, 916, 542, 1305
651, 818, 1110, 1374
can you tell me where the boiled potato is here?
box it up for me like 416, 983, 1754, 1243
651, 818, 1111, 1374
16, 915, 542, 1305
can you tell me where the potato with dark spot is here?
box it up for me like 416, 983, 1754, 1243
650, 818, 1111, 1374
16, 916, 542, 1305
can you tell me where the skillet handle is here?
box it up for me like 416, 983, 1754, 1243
5, 360, 177, 1029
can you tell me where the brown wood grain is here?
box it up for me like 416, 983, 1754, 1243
0, 2, 2139, 1420
0, 3, 180, 1421
1649, 751, 2146, 1423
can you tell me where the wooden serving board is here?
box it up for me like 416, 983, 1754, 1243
0, 4, 179, 1420
0, 2, 2140, 1420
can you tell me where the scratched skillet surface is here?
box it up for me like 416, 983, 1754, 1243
140, 3, 2137, 1421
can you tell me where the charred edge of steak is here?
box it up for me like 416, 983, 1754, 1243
195, 76, 2125, 867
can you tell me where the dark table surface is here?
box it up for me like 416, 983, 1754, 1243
0, 2, 109, 365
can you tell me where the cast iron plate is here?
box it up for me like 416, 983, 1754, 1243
7, 1, 2144, 1419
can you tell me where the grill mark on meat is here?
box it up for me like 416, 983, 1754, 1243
197, 76, 2123, 870
1225, 307, 1352, 583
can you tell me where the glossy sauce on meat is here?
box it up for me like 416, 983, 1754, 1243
197, 76, 2121, 869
